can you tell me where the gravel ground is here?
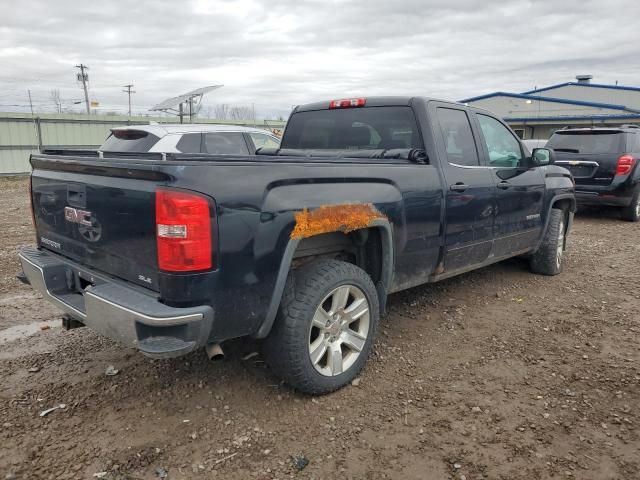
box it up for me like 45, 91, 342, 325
0, 176, 638, 480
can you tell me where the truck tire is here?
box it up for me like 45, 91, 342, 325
529, 208, 566, 276
621, 187, 640, 222
263, 259, 379, 395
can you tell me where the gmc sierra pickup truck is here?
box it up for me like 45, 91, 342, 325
19, 96, 575, 394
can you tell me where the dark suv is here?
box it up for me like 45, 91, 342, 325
547, 125, 640, 221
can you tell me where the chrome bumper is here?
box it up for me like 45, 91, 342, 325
19, 247, 213, 358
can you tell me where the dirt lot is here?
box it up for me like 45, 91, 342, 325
0, 176, 638, 480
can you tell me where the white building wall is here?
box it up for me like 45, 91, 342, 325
530, 85, 640, 110
467, 96, 624, 119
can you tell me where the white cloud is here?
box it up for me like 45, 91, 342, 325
0, 0, 638, 118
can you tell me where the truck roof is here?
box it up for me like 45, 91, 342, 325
111, 123, 275, 138
553, 127, 631, 135
294, 96, 462, 113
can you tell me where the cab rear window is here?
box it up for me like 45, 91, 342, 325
547, 131, 625, 154
281, 106, 424, 150
100, 130, 160, 152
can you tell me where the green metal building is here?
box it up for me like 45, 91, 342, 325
0, 112, 285, 175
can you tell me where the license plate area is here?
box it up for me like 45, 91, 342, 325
557, 160, 598, 179
46, 265, 102, 316
567, 165, 595, 178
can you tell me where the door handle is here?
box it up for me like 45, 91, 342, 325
497, 181, 511, 190
450, 183, 469, 192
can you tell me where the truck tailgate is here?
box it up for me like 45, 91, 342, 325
31, 158, 161, 291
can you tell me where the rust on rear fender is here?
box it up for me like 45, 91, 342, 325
290, 204, 386, 240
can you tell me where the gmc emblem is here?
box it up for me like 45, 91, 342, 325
64, 206, 93, 226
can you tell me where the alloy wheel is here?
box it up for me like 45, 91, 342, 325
308, 284, 370, 377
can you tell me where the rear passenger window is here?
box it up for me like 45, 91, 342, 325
100, 130, 160, 152
203, 133, 249, 154
436, 108, 479, 166
176, 133, 202, 153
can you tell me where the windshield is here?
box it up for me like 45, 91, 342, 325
281, 106, 424, 150
547, 131, 624, 154
100, 130, 160, 152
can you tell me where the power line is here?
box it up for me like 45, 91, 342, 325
122, 84, 135, 117
75, 64, 91, 114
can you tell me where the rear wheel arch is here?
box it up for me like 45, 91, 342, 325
255, 222, 393, 339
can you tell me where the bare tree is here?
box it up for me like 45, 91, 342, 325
228, 106, 254, 120
50, 89, 62, 113
213, 104, 254, 121
214, 104, 230, 120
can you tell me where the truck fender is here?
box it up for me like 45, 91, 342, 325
536, 193, 576, 251
254, 219, 394, 339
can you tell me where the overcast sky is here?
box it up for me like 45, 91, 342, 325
1, 0, 639, 119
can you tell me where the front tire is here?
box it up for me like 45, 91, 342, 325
263, 259, 379, 395
530, 208, 566, 276
621, 187, 640, 222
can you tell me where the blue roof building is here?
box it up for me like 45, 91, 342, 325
460, 75, 640, 140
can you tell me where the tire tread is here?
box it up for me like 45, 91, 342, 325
263, 259, 379, 395
530, 208, 565, 276
621, 187, 640, 222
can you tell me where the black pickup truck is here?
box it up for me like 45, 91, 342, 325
19, 97, 575, 394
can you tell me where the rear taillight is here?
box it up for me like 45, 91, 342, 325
615, 154, 636, 176
156, 188, 213, 272
329, 97, 366, 109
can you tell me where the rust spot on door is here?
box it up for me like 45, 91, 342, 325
290, 204, 386, 240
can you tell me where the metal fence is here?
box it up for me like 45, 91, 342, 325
0, 112, 286, 175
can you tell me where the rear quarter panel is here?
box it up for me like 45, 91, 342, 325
157, 160, 443, 341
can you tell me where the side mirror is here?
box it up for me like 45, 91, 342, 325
531, 147, 555, 166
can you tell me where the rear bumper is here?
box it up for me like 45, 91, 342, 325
18, 247, 213, 359
575, 190, 632, 207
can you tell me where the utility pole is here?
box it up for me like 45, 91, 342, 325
27, 89, 35, 116
122, 84, 135, 117
27, 89, 42, 150
75, 64, 91, 115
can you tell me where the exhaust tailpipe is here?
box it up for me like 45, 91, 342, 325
205, 343, 224, 360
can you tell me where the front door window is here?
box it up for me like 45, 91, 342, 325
477, 115, 523, 168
